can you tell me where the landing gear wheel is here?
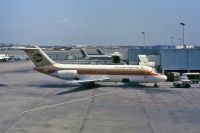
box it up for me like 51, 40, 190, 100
154, 83, 158, 88
183, 83, 191, 88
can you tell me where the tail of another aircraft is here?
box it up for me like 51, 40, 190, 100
22, 46, 55, 67
80, 48, 88, 58
96, 49, 105, 55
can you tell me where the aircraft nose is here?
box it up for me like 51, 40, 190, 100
161, 75, 167, 81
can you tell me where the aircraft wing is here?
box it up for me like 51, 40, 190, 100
66, 77, 109, 84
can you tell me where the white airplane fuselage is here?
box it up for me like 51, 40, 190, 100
35, 63, 167, 83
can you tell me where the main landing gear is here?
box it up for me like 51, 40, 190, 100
154, 83, 159, 88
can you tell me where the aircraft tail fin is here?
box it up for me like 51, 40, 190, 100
80, 48, 88, 57
96, 49, 105, 55
22, 46, 55, 67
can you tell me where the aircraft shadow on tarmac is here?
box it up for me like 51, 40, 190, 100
121, 83, 173, 94
28, 83, 173, 95
28, 83, 99, 95
55, 84, 101, 95
55, 83, 173, 95
0, 83, 8, 87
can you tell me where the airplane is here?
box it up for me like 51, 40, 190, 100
80, 48, 112, 60
22, 46, 167, 87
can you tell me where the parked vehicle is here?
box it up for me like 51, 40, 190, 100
173, 76, 191, 88
183, 73, 200, 84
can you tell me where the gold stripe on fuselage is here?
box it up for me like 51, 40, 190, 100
34, 65, 158, 76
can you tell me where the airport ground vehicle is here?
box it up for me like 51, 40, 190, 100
0, 54, 11, 62
183, 73, 200, 84
173, 76, 191, 88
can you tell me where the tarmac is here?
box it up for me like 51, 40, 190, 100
0, 61, 200, 133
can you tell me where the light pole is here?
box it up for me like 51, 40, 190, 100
141, 32, 146, 54
179, 38, 182, 45
141, 32, 146, 46
180, 22, 185, 46
171, 36, 174, 46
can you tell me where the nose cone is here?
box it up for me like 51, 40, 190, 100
161, 75, 167, 81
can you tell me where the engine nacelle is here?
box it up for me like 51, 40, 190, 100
50, 70, 78, 80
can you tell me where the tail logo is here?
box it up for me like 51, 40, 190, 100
33, 53, 43, 63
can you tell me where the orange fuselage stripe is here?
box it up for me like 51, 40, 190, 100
34, 67, 158, 76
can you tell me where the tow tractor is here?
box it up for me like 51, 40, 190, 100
173, 76, 191, 88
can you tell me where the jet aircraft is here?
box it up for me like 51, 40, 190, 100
22, 46, 167, 87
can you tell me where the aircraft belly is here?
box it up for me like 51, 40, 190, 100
78, 74, 160, 83
109, 75, 155, 82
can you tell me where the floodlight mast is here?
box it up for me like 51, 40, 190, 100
141, 32, 146, 54
180, 22, 185, 46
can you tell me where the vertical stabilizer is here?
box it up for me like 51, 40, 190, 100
96, 49, 105, 55
80, 48, 88, 57
22, 46, 55, 67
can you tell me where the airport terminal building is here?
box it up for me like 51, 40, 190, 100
1, 45, 200, 74
128, 46, 200, 73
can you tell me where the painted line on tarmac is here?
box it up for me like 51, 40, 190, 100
22, 90, 123, 114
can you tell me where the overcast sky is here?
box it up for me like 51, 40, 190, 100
0, 0, 200, 46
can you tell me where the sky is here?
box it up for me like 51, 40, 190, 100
0, 0, 200, 46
